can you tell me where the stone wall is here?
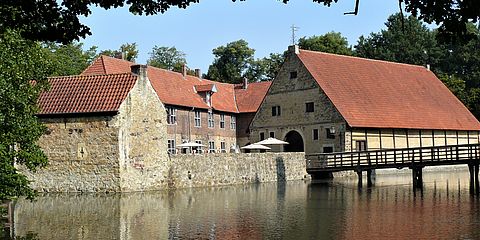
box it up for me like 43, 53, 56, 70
116, 68, 170, 192
166, 152, 308, 189
24, 116, 122, 192
250, 47, 347, 154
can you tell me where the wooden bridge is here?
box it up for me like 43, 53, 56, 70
306, 143, 480, 194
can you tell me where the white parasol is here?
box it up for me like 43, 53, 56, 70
255, 137, 289, 145
241, 143, 271, 150
176, 142, 206, 148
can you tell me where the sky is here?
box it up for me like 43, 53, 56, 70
80, 0, 400, 72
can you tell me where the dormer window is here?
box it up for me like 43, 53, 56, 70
194, 84, 218, 107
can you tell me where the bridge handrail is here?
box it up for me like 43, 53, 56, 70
306, 143, 480, 170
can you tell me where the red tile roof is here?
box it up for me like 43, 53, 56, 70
38, 73, 137, 115
297, 49, 480, 130
195, 84, 216, 92
234, 82, 272, 113
82, 55, 270, 113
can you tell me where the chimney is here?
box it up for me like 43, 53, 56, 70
114, 52, 125, 60
131, 64, 147, 78
426, 64, 431, 71
195, 69, 202, 78
243, 77, 248, 89
288, 45, 300, 54
182, 64, 187, 78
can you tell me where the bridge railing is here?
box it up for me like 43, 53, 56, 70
306, 143, 480, 170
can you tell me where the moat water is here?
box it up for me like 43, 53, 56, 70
7, 168, 480, 240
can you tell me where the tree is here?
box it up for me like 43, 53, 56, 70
0, 30, 51, 201
206, 40, 255, 84
147, 46, 188, 72
1, 0, 478, 44
245, 53, 284, 82
354, 13, 442, 67
99, 43, 138, 62
298, 32, 353, 55
43, 42, 98, 76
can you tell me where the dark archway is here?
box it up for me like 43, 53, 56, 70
284, 131, 304, 152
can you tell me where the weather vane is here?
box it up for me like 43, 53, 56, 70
291, 24, 299, 45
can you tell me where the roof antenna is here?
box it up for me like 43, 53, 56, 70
291, 24, 299, 45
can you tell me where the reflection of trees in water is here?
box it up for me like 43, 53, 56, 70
10, 171, 480, 239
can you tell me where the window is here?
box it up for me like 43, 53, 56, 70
272, 106, 281, 116
313, 129, 319, 140
290, 71, 297, 79
194, 111, 201, 127
220, 114, 225, 129
326, 128, 335, 139
195, 140, 203, 153
230, 115, 236, 130
323, 146, 334, 153
269, 131, 275, 138
306, 102, 314, 112
356, 140, 367, 151
220, 141, 226, 153
166, 107, 176, 125
260, 132, 265, 141
208, 112, 215, 128
208, 141, 215, 153
167, 139, 176, 154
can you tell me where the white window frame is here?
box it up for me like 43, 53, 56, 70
208, 141, 215, 153
208, 112, 215, 128
220, 114, 225, 129
195, 140, 203, 153
230, 115, 236, 130
167, 139, 176, 154
194, 110, 201, 127
167, 107, 177, 125
220, 141, 226, 153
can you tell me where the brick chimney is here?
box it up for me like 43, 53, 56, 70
131, 64, 147, 78
195, 69, 202, 78
288, 45, 300, 54
182, 64, 187, 78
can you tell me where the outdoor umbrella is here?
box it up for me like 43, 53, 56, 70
240, 143, 271, 150
255, 137, 289, 145
176, 142, 206, 148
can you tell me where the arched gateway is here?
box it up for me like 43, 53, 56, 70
284, 131, 304, 152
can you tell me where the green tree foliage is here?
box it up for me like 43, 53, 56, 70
42, 42, 97, 76
147, 46, 189, 73
298, 32, 353, 55
206, 40, 255, 84
245, 53, 284, 82
0, 31, 51, 201
99, 43, 139, 62
2, 0, 478, 43
355, 13, 442, 67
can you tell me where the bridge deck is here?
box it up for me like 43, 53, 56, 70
306, 144, 480, 173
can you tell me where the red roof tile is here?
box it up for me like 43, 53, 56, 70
38, 73, 137, 115
234, 82, 272, 113
82, 55, 269, 113
195, 84, 216, 92
297, 49, 480, 130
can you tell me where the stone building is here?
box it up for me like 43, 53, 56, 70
250, 45, 480, 154
30, 65, 170, 192
81, 56, 270, 152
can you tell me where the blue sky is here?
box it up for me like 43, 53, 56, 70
81, 0, 400, 71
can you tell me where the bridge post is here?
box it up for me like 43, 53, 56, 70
468, 162, 479, 195
412, 167, 423, 189
366, 169, 373, 187
356, 170, 362, 188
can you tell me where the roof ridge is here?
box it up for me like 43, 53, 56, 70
299, 49, 427, 69
48, 72, 134, 79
